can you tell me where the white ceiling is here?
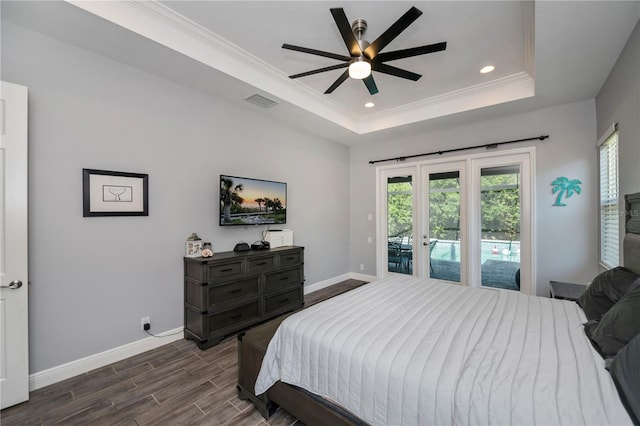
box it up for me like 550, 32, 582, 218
2, 1, 639, 145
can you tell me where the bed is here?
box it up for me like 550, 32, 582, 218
238, 193, 640, 425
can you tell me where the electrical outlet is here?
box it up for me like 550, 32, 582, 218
141, 316, 150, 330
360, 264, 364, 271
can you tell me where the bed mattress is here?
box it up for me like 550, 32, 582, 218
255, 275, 632, 425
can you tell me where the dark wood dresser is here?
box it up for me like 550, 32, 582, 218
184, 246, 304, 349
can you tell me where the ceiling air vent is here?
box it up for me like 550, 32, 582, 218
244, 94, 278, 109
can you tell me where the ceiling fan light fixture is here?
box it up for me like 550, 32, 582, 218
349, 57, 371, 79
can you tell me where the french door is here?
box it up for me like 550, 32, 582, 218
377, 148, 535, 294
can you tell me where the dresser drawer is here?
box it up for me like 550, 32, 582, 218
279, 251, 302, 267
208, 260, 243, 279
210, 301, 260, 331
265, 267, 302, 292
247, 255, 276, 272
265, 288, 302, 315
209, 277, 260, 306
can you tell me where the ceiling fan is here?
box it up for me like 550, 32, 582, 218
282, 6, 447, 95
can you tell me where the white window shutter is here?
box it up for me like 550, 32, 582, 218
599, 130, 619, 269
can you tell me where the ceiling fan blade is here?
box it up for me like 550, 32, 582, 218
363, 75, 379, 95
289, 63, 349, 79
364, 6, 423, 59
324, 69, 350, 94
373, 62, 422, 81
375, 42, 447, 62
282, 44, 352, 62
330, 8, 362, 57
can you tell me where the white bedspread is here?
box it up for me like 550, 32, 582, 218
255, 275, 632, 425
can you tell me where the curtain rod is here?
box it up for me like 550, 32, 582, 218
368, 135, 549, 165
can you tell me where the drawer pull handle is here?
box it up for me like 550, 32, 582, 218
256, 262, 268, 266
279, 277, 289, 281
230, 313, 242, 319
229, 289, 242, 294
279, 298, 289, 304
220, 268, 233, 272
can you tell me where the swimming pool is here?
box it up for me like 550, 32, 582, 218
430, 239, 520, 263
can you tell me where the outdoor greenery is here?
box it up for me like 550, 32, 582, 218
387, 180, 413, 238
479, 173, 520, 241
387, 173, 520, 242
429, 176, 461, 241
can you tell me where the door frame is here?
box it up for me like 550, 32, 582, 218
376, 146, 536, 294
376, 166, 418, 276
469, 151, 535, 294
420, 160, 468, 284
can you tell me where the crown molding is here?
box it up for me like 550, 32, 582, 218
65, 0, 536, 136
357, 72, 535, 134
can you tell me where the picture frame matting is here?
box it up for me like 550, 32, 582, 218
82, 168, 149, 217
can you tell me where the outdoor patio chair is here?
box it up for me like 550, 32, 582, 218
388, 244, 403, 272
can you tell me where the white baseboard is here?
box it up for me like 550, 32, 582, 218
348, 272, 377, 282
30, 273, 377, 391
303, 273, 350, 294
29, 327, 184, 391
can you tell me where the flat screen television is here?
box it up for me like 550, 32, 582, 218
220, 175, 287, 226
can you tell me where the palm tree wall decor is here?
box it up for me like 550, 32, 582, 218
551, 177, 582, 206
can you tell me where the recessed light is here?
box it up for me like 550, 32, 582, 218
364, 102, 375, 108
480, 65, 495, 74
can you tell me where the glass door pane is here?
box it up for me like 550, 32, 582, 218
480, 165, 521, 290
387, 176, 413, 275
428, 171, 461, 282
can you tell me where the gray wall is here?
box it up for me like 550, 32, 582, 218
350, 100, 600, 296
596, 19, 640, 259
2, 22, 350, 373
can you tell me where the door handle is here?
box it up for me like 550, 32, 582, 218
1, 280, 22, 289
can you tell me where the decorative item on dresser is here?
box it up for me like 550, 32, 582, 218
185, 233, 203, 258
184, 246, 304, 349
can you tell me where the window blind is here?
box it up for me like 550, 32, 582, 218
599, 128, 619, 269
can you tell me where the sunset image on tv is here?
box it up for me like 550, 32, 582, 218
220, 175, 287, 225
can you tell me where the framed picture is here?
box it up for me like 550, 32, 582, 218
83, 169, 149, 217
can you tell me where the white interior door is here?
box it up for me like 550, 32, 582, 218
0, 81, 29, 409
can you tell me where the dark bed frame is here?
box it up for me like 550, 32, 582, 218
236, 312, 367, 425
236, 192, 640, 426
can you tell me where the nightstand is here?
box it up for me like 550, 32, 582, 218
549, 280, 587, 301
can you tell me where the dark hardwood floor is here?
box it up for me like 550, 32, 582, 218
1, 279, 367, 426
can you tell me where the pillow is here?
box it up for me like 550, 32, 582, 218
584, 285, 640, 358
608, 333, 640, 425
577, 267, 640, 321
